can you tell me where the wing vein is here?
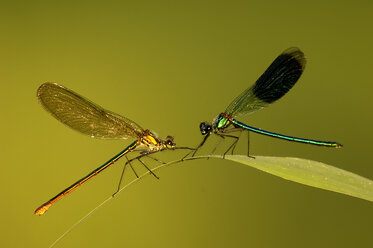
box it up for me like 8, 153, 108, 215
37, 83, 144, 139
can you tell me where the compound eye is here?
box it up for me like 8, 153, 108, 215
165, 136, 175, 147
199, 122, 212, 135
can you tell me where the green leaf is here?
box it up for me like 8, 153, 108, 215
50, 155, 372, 248
213, 155, 373, 202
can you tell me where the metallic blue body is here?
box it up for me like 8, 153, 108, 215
231, 118, 342, 147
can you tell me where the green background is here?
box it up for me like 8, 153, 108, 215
1, 1, 372, 247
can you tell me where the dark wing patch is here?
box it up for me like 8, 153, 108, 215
225, 47, 306, 117
252, 47, 306, 103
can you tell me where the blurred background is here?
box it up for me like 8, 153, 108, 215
1, 0, 372, 247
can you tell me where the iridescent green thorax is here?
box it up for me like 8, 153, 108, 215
212, 113, 232, 130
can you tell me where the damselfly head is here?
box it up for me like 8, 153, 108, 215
200, 122, 212, 135
165, 135, 176, 148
